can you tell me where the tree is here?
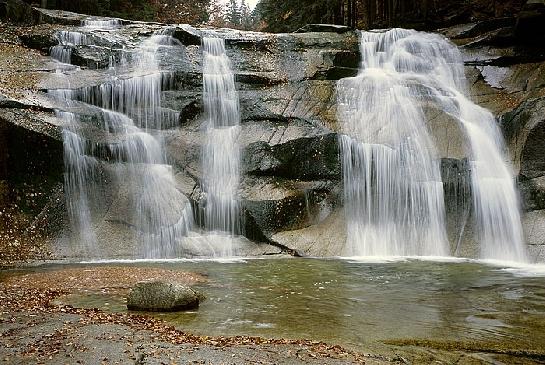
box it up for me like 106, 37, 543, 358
226, 0, 241, 26
151, 0, 211, 24
239, 0, 253, 29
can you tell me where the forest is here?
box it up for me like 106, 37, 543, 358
25, 0, 528, 31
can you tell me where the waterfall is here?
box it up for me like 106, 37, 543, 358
50, 25, 193, 258
50, 31, 87, 64
458, 99, 527, 262
82, 19, 122, 29
58, 110, 98, 252
201, 37, 242, 256
337, 28, 527, 261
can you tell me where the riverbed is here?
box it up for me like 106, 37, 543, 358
5, 257, 544, 362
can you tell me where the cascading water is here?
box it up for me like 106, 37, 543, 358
58, 110, 98, 252
82, 19, 122, 29
337, 28, 527, 261
50, 22, 193, 258
337, 29, 449, 257
50, 31, 88, 64
457, 94, 527, 262
201, 37, 242, 256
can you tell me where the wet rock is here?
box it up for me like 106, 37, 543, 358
441, 158, 475, 256
127, 281, 200, 312
294, 24, 352, 33
243, 133, 341, 180
523, 209, 545, 261
271, 209, 346, 256
238, 81, 340, 130
33, 8, 86, 26
243, 142, 283, 174
310, 50, 360, 80
241, 176, 339, 241
519, 176, 545, 211
502, 96, 545, 179
71, 45, 115, 69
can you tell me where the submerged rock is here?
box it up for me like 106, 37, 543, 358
127, 281, 201, 312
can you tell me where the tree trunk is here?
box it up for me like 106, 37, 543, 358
347, 0, 351, 27
351, 0, 357, 28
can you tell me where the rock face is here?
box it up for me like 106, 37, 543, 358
1, 4, 545, 261
127, 281, 200, 312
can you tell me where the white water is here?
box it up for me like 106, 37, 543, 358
337, 29, 449, 257
201, 37, 242, 256
50, 26, 193, 258
337, 29, 526, 261
58, 110, 98, 252
459, 102, 527, 262
50, 31, 88, 64
82, 18, 122, 29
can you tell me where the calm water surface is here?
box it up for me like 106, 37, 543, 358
14, 258, 545, 356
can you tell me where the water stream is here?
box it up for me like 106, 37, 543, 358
201, 37, 242, 256
50, 22, 193, 258
337, 29, 527, 261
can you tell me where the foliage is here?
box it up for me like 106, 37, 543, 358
216, 0, 256, 30
32, 0, 213, 24
253, 0, 527, 33
151, 0, 211, 24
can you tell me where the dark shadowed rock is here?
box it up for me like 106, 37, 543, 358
243, 133, 341, 180
0, 0, 37, 24
19, 32, 58, 52
172, 25, 201, 46
516, 0, 545, 41
451, 17, 516, 39
502, 97, 545, 180
127, 281, 200, 312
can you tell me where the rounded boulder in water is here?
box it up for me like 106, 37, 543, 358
127, 281, 201, 312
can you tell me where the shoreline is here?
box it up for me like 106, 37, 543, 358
0, 264, 391, 364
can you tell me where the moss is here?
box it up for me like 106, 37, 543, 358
385, 338, 545, 360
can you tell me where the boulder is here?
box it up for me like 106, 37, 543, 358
127, 281, 200, 312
